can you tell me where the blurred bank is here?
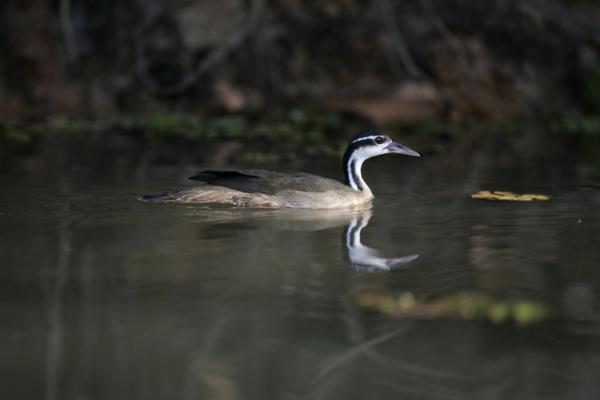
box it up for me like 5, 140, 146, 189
1, 0, 599, 122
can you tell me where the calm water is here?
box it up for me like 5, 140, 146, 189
1, 131, 600, 399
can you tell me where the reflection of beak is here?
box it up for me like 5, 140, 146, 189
385, 141, 420, 157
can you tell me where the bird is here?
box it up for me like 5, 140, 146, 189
140, 129, 420, 209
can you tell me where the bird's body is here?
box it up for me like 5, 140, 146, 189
141, 130, 419, 209
145, 169, 373, 209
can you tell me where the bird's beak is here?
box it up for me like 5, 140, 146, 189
385, 141, 420, 157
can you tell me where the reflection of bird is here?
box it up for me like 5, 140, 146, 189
140, 130, 419, 209
344, 214, 419, 272
162, 206, 418, 272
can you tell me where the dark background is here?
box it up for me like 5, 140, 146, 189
2, 0, 600, 122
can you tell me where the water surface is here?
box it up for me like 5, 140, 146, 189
2, 131, 600, 399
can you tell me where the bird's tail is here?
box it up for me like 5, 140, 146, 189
138, 192, 175, 202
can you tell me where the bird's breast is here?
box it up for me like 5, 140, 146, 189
272, 188, 373, 209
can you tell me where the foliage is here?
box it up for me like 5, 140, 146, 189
2, 111, 599, 164
0, 109, 346, 162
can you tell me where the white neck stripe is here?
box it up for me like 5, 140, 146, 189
346, 159, 357, 190
346, 153, 371, 193
350, 135, 380, 144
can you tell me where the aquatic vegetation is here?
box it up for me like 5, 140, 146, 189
3, 128, 34, 145
2, 112, 600, 166
355, 290, 550, 325
470, 191, 551, 201
0, 120, 38, 149
548, 114, 600, 136
118, 109, 340, 145
0, 109, 345, 162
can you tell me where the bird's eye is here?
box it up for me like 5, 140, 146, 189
374, 136, 385, 145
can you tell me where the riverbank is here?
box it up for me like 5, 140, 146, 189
2, 111, 600, 170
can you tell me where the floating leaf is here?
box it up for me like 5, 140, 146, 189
470, 190, 550, 201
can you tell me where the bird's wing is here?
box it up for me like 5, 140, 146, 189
189, 170, 260, 182
188, 169, 345, 195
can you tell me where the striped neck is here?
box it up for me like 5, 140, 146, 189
343, 146, 372, 194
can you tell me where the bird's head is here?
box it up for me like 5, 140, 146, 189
345, 130, 420, 161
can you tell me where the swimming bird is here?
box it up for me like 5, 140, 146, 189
140, 130, 419, 209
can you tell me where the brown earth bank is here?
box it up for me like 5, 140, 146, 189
1, 0, 600, 121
